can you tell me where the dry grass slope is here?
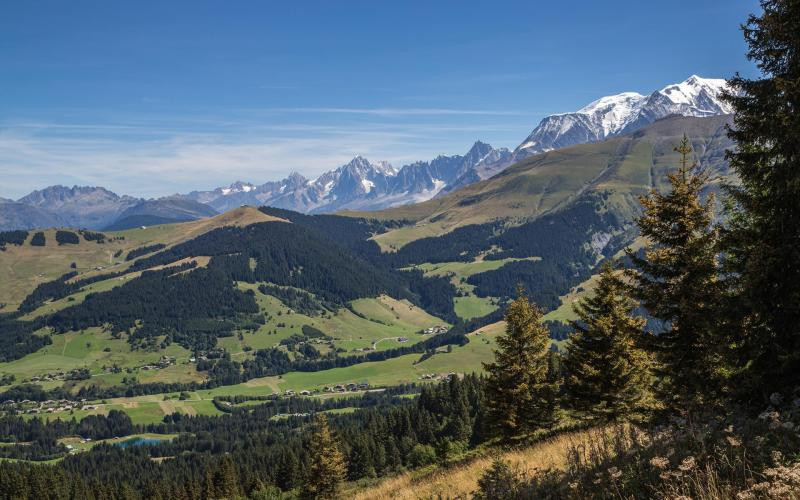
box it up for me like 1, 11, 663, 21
0, 206, 285, 311
352, 427, 598, 499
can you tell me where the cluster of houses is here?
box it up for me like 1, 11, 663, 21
281, 389, 312, 397
419, 372, 457, 381
421, 325, 448, 335
1, 398, 97, 416
139, 355, 176, 371
194, 348, 226, 362
277, 382, 371, 399
29, 371, 67, 383
323, 382, 369, 393
273, 412, 310, 419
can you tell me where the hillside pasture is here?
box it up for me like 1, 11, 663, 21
225, 284, 446, 358
0, 207, 282, 312
0, 327, 197, 386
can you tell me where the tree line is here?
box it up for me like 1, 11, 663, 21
0, 229, 28, 250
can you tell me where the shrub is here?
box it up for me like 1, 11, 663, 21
408, 444, 437, 468
473, 457, 525, 499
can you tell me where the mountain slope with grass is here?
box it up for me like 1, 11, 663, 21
354, 114, 733, 251
0, 115, 736, 412
0, 203, 477, 403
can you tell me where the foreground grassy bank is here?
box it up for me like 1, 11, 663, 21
351, 427, 592, 499
351, 405, 800, 499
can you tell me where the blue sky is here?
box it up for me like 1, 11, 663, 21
1, 0, 759, 199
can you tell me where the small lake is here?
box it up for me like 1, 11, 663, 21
115, 437, 168, 448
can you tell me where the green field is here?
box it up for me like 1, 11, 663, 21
454, 295, 498, 320
25, 321, 505, 425
224, 284, 447, 358
10, 315, 581, 427
0, 203, 585, 427
406, 256, 541, 320
220, 320, 506, 396
0, 327, 198, 389
1, 284, 446, 396
410, 257, 539, 279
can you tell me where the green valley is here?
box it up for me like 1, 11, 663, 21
0, 115, 736, 425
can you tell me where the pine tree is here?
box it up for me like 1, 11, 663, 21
347, 435, 375, 480
563, 261, 651, 422
203, 465, 216, 500
627, 135, 723, 413
276, 449, 299, 491
301, 414, 347, 500
213, 454, 240, 499
721, 0, 800, 397
483, 290, 557, 440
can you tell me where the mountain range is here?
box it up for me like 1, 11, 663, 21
181, 141, 511, 214
0, 75, 732, 231
0, 186, 216, 231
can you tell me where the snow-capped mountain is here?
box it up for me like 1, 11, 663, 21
183, 156, 397, 213
183, 142, 509, 214
438, 145, 512, 196
511, 75, 733, 162
183, 174, 309, 213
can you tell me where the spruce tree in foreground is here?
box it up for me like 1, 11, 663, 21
483, 291, 556, 440
627, 135, 723, 414
302, 414, 347, 500
721, 0, 800, 396
563, 261, 651, 422
473, 457, 524, 499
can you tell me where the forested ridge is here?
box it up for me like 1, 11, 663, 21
1, 182, 622, 366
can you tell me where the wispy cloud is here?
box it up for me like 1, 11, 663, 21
265, 107, 525, 116
0, 107, 533, 199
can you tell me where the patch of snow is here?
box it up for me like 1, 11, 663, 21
361, 178, 375, 193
